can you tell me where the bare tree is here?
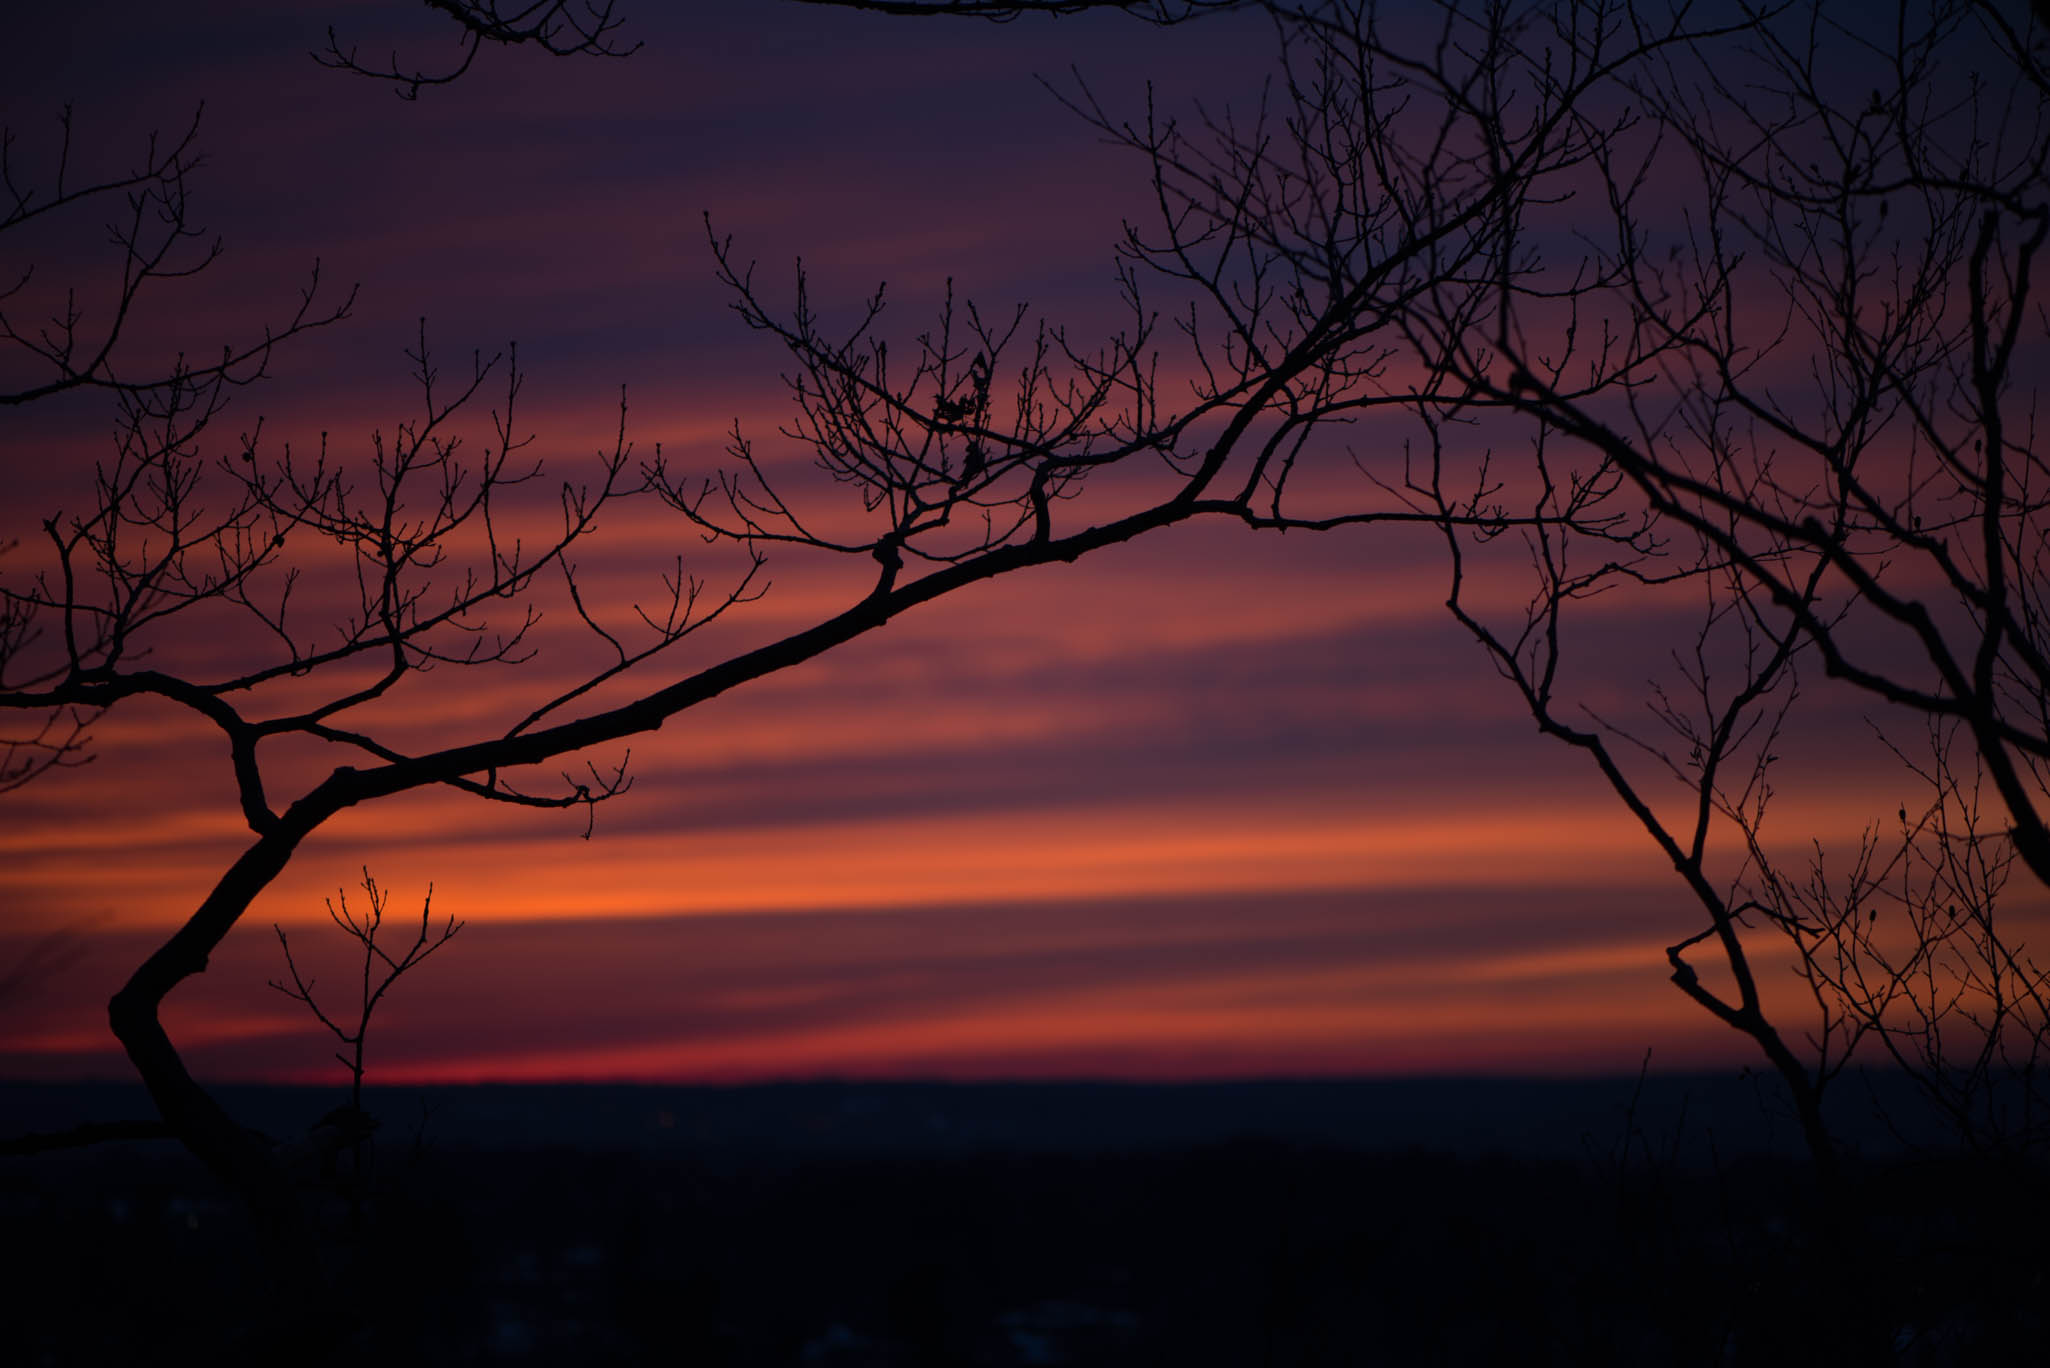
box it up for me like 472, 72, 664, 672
1750, 722, 2050, 1159
1466, 0, 2050, 886
0, 0, 1729, 1288
0, 94, 352, 794
1444, 0, 2050, 1170
316, 0, 640, 99
954, 0, 2050, 1181
794, 0, 1246, 18
0, 0, 1760, 1209
271, 874, 464, 1125
25, 11, 2046, 1349
1375, 0, 2050, 1177
0, 107, 351, 410
0, 66, 1636, 1348
1013, 0, 1849, 1146
269, 871, 463, 1230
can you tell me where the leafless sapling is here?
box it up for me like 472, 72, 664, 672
268, 871, 463, 1227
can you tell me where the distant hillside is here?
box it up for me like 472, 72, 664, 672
0, 1071, 1962, 1164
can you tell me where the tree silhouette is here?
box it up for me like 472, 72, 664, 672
907, 0, 2050, 1172
0, 5, 1646, 1320
795, 0, 1245, 17
269, 871, 462, 1231
0, 108, 352, 409
16, 11, 2045, 1354
1443, 0, 2050, 1169
316, 0, 640, 99
0, 93, 352, 793
1131, 0, 2050, 1170
1474, 0, 2050, 881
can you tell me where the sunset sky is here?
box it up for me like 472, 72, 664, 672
0, 1, 1951, 1086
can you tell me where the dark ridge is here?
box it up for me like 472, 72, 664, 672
0, 1070, 1971, 1164
6, 1073, 2044, 1366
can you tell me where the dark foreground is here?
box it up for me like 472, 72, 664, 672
3, 1077, 2045, 1366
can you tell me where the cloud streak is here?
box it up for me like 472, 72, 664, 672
0, 1, 1942, 1088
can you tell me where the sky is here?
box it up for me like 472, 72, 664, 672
0, 1, 1978, 1086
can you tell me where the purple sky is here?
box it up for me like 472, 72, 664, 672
0, 1, 1933, 1085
